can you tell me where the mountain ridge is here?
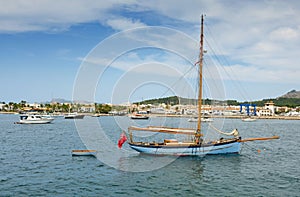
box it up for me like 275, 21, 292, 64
279, 89, 300, 99
136, 90, 300, 108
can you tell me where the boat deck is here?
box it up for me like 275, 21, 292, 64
129, 138, 239, 148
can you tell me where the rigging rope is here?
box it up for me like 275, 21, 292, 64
204, 23, 250, 101
204, 22, 278, 137
159, 64, 196, 99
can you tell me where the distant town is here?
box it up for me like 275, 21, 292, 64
1, 96, 300, 119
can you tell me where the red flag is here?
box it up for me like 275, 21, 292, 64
118, 132, 127, 149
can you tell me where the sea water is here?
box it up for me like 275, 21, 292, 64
0, 114, 299, 196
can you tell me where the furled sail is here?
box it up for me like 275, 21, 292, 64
209, 124, 239, 136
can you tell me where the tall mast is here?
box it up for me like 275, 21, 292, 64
196, 15, 204, 138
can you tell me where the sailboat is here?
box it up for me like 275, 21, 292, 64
125, 15, 279, 156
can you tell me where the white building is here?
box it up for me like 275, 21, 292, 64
80, 105, 95, 113
257, 101, 276, 116
0, 103, 5, 110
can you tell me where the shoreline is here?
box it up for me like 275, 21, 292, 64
151, 114, 300, 120
0, 111, 18, 114
1, 111, 299, 120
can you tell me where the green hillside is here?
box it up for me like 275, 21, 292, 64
136, 96, 300, 108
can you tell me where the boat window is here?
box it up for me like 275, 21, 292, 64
20, 116, 27, 120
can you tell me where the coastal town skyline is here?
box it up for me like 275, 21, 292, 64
1, 1, 300, 103
1, 89, 299, 107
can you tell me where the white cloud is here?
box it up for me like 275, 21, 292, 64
76, 26, 199, 81
217, 64, 299, 84
0, 0, 131, 32
1, 0, 300, 92
270, 27, 299, 41
106, 17, 146, 31
252, 41, 280, 53
79, 50, 195, 78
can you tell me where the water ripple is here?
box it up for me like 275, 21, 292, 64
0, 115, 299, 196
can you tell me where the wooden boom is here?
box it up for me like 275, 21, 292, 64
128, 126, 196, 135
238, 135, 280, 142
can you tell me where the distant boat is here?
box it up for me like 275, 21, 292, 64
188, 117, 213, 122
17, 114, 54, 124
71, 150, 96, 156
130, 113, 149, 120
242, 117, 257, 122
64, 113, 84, 119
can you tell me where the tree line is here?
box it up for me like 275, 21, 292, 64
0, 101, 114, 114
137, 96, 300, 108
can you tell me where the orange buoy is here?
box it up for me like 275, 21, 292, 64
257, 149, 261, 153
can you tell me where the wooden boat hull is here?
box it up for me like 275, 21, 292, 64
130, 116, 149, 120
71, 150, 96, 156
128, 140, 241, 156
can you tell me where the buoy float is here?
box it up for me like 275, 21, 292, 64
257, 149, 261, 153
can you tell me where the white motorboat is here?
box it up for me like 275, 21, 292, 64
242, 117, 257, 122
188, 117, 213, 122
18, 114, 54, 124
64, 113, 85, 119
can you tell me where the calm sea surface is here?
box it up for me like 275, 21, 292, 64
0, 114, 299, 196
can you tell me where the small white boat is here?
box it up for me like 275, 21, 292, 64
64, 113, 85, 119
18, 114, 54, 124
242, 117, 257, 122
71, 150, 97, 156
188, 117, 213, 122
130, 113, 149, 120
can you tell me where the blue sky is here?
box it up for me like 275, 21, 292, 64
0, 0, 299, 104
